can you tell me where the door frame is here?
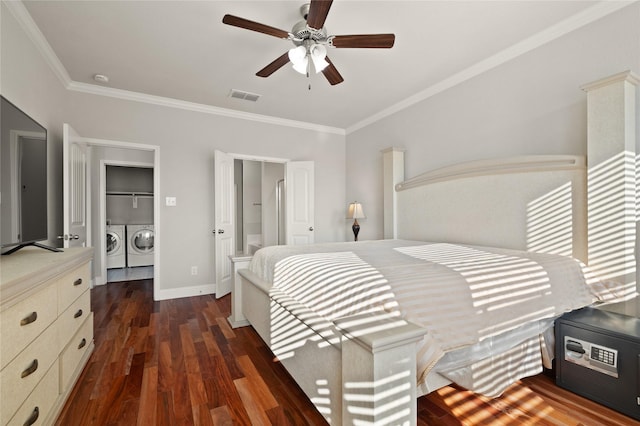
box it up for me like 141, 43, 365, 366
228, 151, 289, 250
100, 159, 155, 287
80, 137, 159, 300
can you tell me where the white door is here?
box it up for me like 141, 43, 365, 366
285, 161, 315, 245
62, 123, 87, 248
214, 150, 235, 298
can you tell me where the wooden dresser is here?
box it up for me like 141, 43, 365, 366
0, 247, 94, 426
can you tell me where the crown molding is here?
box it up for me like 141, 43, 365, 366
345, 0, 638, 135
4, 0, 72, 87
67, 81, 345, 135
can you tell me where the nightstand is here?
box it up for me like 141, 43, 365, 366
555, 297, 640, 421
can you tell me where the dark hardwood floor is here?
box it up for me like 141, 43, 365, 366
56, 279, 640, 425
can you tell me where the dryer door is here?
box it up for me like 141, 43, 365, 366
106, 231, 121, 255
131, 229, 154, 254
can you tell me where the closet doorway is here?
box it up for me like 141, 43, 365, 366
105, 164, 154, 283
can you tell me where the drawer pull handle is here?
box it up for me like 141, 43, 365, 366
74, 309, 83, 319
24, 406, 39, 426
78, 338, 87, 349
21, 359, 38, 378
20, 312, 38, 326
73, 278, 83, 286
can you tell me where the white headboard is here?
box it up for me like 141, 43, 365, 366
395, 155, 587, 262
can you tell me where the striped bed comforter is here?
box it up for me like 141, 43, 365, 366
248, 239, 625, 397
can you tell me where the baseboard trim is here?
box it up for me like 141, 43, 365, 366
155, 284, 215, 301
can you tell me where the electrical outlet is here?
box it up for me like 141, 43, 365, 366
166, 196, 177, 206
191, 266, 198, 276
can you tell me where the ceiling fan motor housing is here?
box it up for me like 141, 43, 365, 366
291, 20, 328, 46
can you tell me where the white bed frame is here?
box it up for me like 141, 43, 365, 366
232, 71, 638, 425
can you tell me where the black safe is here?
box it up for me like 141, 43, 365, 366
556, 297, 640, 421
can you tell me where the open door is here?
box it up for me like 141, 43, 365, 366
214, 150, 235, 298
285, 161, 315, 245
62, 123, 87, 248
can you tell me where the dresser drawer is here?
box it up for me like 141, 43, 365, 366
0, 285, 57, 370
58, 290, 91, 351
60, 313, 93, 392
0, 321, 58, 425
57, 263, 90, 314
5, 362, 59, 426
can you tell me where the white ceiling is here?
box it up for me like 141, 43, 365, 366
19, 0, 620, 132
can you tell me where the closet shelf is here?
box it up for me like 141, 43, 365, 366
107, 191, 154, 197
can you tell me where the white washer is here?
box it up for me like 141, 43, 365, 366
106, 224, 126, 269
127, 224, 154, 267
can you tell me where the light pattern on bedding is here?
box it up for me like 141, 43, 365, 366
268, 251, 406, 359
393, 244, 588, 344
272, 251, 400, 320
251, 240, 626, 397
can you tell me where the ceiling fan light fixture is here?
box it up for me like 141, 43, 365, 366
288, 45, 309, 74
291, 55, 309, 74
288, 45, 306, 63
310, 44, 329, 73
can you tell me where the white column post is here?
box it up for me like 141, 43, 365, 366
382, 147, 405, 239
582, 71, 639, 294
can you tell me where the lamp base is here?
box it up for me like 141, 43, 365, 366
352, 219, 360, 242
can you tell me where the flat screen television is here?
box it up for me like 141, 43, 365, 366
1, 96, 60, 254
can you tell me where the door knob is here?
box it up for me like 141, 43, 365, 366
309, 227, 314, 231
218, 229, 224, 234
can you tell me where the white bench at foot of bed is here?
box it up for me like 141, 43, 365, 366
238, 269, 425, 425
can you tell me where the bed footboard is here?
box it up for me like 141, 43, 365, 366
335, 314, 425, 425
238, 269, 425, 425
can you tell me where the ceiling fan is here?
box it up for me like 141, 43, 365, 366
222, 0, 395, 85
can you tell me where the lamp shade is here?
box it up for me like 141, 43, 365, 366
291, 56, 308, 74
347, 202, 365, 219
288, 45, 306, 62
288, 45, 308, 74
310, 44, 329, 73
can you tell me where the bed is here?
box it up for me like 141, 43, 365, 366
232, 72, 638, 425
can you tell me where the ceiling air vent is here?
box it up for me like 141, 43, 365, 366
229, 89, 261, 102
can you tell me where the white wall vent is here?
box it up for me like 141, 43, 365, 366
229, 89, 261, 102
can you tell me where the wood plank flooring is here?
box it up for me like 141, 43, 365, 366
56, 279, 640, 425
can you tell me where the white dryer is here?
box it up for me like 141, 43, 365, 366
106, 224, 126, 269
127, 224, 154, 267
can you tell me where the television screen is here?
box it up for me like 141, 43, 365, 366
1, 96, 50, 253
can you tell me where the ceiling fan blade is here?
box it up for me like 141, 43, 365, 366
331, 34, 395, 48
222, 14, 290, 39
321, 56, 344, 85
256, 52, 291, 77
307, 0, 333, 30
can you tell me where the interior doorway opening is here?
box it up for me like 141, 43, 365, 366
234, 159, 285, 255
105, 165, 155, 283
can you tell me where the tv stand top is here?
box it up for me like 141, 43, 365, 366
0, 246, 93, 310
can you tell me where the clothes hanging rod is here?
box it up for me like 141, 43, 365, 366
107, 191, 154, 197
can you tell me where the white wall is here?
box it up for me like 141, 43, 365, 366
345, 4, 640, 241
2, 3, 347, 298
1, 2, 70, 248
65, 93, 346, 295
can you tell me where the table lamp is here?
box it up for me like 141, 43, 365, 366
347, 202, 365, 241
